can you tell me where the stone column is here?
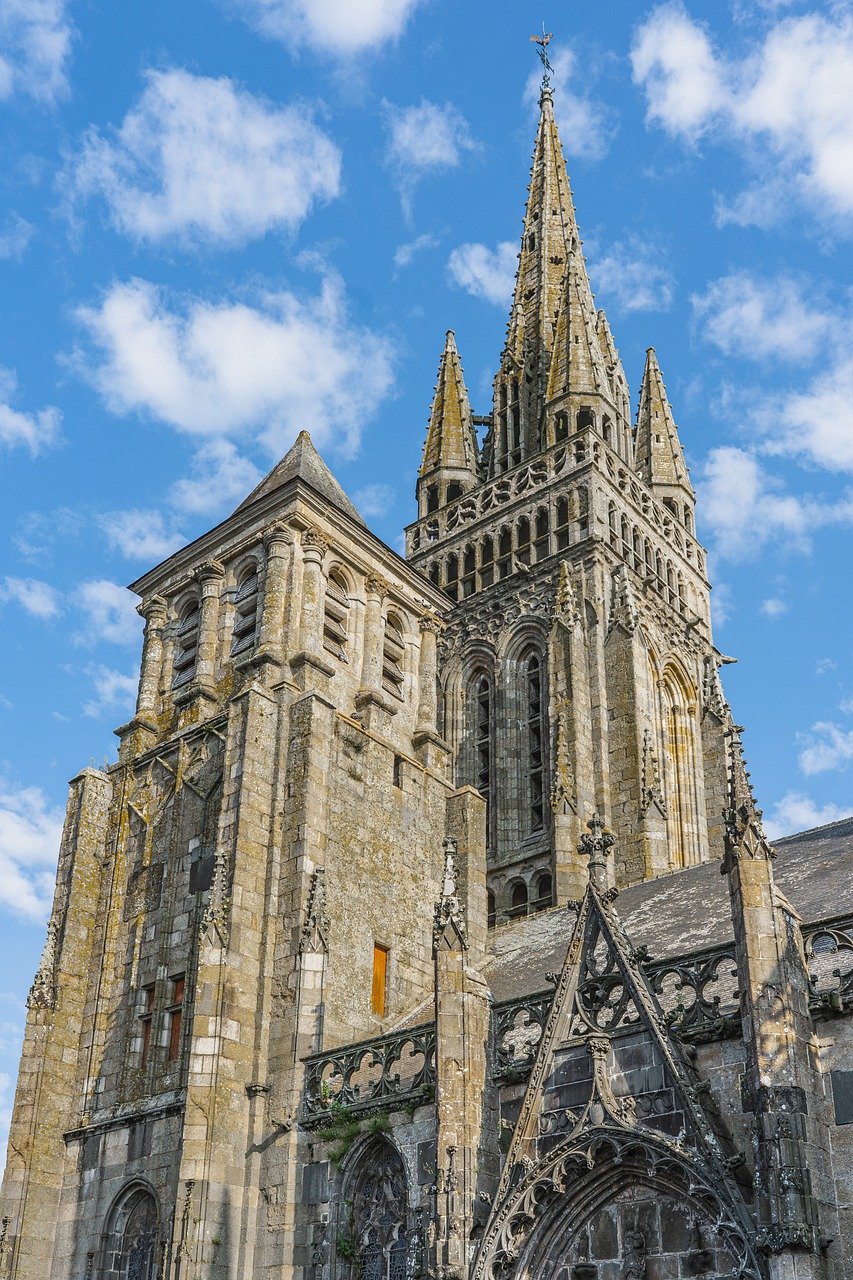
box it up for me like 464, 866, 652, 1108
433, 837, 490, 1280
413, 613, 450, 770
136, 594, 167, 720
291, 528, 335, 692
254, 522, 294, 678
194, 560, 225, 691
354, 574, 395, 730
723, 730, 835, 1275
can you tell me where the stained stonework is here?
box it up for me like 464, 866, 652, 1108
1, 72, 851, 1280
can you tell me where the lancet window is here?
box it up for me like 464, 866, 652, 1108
102, 1185, 159, 1280
469, 671, 494, 848
171, 598, 199, 689
525, 653, 545, 833
230, 562, 259, 656
345, 1139, 409, 1280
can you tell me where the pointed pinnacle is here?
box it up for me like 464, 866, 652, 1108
635, 347, 693, 497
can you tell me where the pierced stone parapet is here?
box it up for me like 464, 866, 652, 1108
301, 1022, 435, 1123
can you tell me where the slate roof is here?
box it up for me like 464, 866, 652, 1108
235, 430, 366, 526
483, 816, 853, 1004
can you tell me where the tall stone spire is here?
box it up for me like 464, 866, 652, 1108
507, 83, 581, 366
634, 347, 694, 514
417, 330, 479, 517
545, 247, 609, 404
490, 84, 592, 472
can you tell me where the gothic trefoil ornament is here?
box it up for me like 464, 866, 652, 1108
433, 837, 468, 952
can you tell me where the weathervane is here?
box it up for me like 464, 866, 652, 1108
530, 25, 554, 86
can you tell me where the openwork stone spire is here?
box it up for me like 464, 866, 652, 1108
504, 83, 582, 367
419, 330, 479, 481
635, 347, 694, 506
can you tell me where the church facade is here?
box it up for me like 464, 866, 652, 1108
1, 82, 852, 1280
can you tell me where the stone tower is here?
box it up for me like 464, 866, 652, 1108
407, 81, 724, 913
2, 71, 850, 1280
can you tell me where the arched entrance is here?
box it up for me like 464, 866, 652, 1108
100, 1183, 159, 1280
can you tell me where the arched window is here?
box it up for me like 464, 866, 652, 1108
554, 410, 569, 442
102, 1185, 159, 1280
608, 502, 617, 546
517, 516, 531, 565
534, 872, 553, 910
480, 536, 494, 588
323, 570, 350, 660
346, 1139, 409, 1280
445, 554, 459, 602
510, 881, 528, 918
556, 498, 569, 550
462, 544, 476, 596
487, 889, 496, 929
497, 527, 512, 579
534, 507, 550, 561
382, 614, 405, 698
428, 563, 440, 587
577, 486, 589, 538
576, 407, 594, 432
172, 599, 199, 689
231, 562, 259, 656
426, 485, 439, 514
470, 672, 494, 849
526, 653, 545, 833
446, 482, 463, 503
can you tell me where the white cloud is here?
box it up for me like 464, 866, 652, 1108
13, 506, 83, 560
353, 482, 395, 519
447, 241, 517, 307
226, 0, 422, 55
763, 791, 848, 841
695, 447, 810, 560
632, 8, 853, 227
524, 46, 616, 162
0, 780, 63, 920
797, 722, 853, 776
760, 597, 787, 618
816, 658, 837, 677
631, 4, 726, 142
840, 698, 853, 715
589, 237, 674, 314
64, 69, 341, 247
82, 665, 138, 719
393, 232, 439, 270
73, 272, 395, 460
169, 441, 262, 516
0, 0, 72, 105
0, 367, 61, 456
75, 580, 142, 647
384, 100, 476, 208
768, 353, 853, 473
692, 272, 836, 362
0, 576, 61, 619
0, 213, 34, 260
101, 509, 186, 562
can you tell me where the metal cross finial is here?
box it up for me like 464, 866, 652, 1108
530, 25, 554, 85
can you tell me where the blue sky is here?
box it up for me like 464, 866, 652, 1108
0, 0, 851, 1156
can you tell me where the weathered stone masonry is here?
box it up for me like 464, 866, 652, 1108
2, 74, 852, 1280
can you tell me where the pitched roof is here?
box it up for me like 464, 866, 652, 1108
234, 430, 365, 526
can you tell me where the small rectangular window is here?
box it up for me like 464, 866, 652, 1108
392, 755, 403, 788
371, 945, 389, 1018
167, 974, 185, 1062
139, 984, 155, 1068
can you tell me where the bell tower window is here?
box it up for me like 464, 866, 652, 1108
382, 613, 406, 697
323, 570, 350, 660
526, 653, 545, 833
172, 599, 199, 689
231, 563, 259, 656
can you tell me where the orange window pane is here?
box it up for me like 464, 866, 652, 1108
371, 945, 388, 1017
